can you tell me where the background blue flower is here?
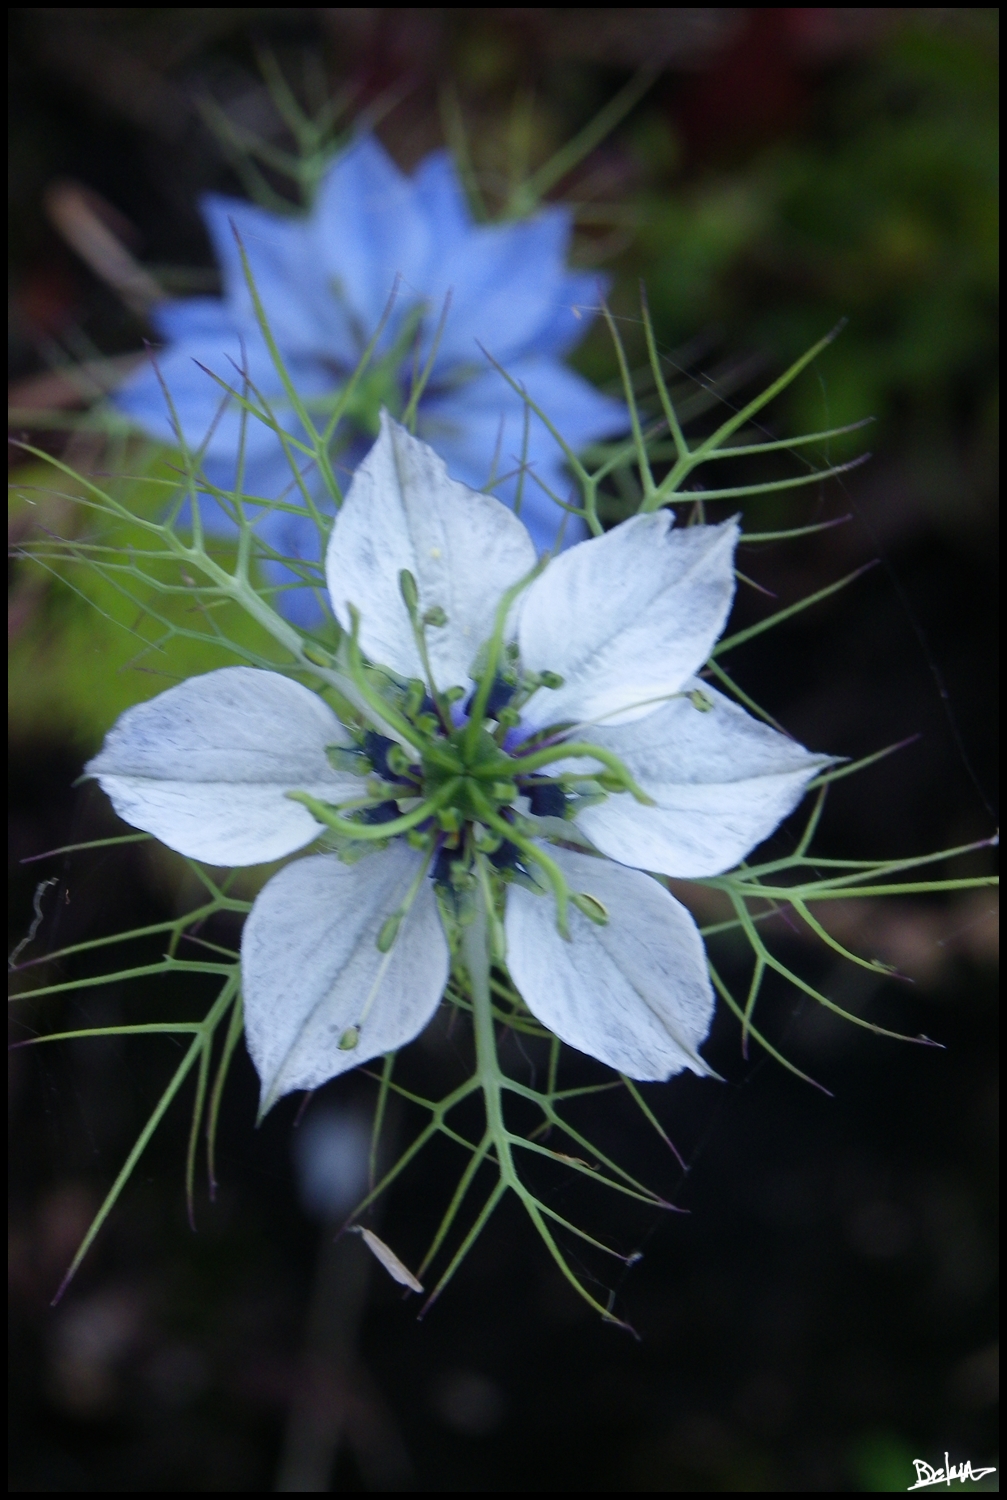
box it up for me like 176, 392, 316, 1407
114, 137, 626, 622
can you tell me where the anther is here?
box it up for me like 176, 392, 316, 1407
385, 743, 418, 778
326, 744, 367, 774
302, 644, 332, 668
398, 569, 420, 613
466, 673, 516, 719
360, 801, 402, 825
362, 730, 398, 781
572, 892, 609, 926
376, 912, 403, 952
488, 840, 529, 877
527, 781, 568, 819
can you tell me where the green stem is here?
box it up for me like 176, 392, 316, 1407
463, 891, 508, 1142
206, 993, 245, 1198
52, 975, 238, 1303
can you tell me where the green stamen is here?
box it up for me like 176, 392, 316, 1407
343, 607, 457, 773
468, 788, 571, 939
463, 560, 545, 758
478, 739, 655, 806
288, 778, 461, 841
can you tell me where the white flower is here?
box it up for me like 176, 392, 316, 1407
86, 416, 830, 1112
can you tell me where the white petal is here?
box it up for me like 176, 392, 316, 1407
86, 667, 358, 866
242, 844, 449, 1112
519, 512, 738, 728
572, 683, 832, 877
505, 844, 715, 1082
326, 413, 537, 689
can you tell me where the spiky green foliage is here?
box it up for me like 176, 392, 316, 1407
8, 273, 996, 1321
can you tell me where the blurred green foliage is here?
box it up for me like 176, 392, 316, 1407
632, 24, 998, 452
8, 454, 282, 752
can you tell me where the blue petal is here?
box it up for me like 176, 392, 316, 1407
531, 271, 611, 358
149, 297, 234, 343
199, 192, 345, 361
419, 357, 626, 553
108, 138, 628, 624
199, 194, 326, 359
114, 331, 317, 459
411, 150, 472, 246
310, 137, 433, 346
420, 208, 574, 372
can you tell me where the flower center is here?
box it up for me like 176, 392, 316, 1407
294, 581, 654, 943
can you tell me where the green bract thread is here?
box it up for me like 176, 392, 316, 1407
8, 271, 995, 1325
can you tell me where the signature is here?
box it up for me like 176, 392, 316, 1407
909, 1456, 997, 1490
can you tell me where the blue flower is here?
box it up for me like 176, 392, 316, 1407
115, 137, 626, 622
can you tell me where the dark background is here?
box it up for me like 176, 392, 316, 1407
9, 9, 998, 1491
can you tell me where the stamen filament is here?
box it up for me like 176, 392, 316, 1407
468, 789, 571, 939
463, 561, 545, 758
344, 606, 457, 772
480, 740, 655, 805
288, 778, 462, 841
398, 569, 453, 732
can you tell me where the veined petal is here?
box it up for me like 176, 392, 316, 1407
519, 512, 738, 729
571, 683, 833, 877
505, 844, 715, 1082
242, 844, 449, 1112
326, 414, 537, 690
86, 667, 357, 866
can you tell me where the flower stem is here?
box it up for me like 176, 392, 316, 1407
462, 883, 512, 1192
